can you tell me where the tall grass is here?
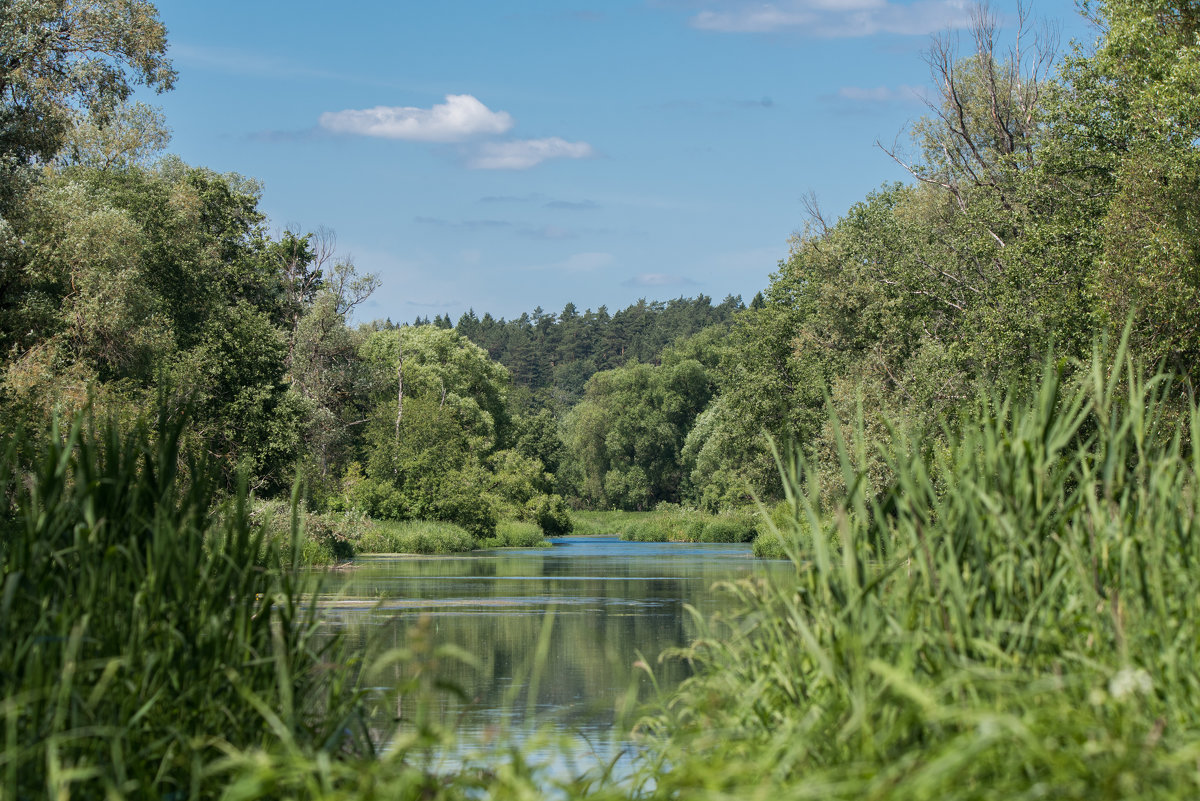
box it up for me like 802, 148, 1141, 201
631, 348, 1200, 798
249, 499, 368, 564
354, 519, 478, 554
620, 508, 758, 543
0, 410, 383, 798
569, 510, 647, 536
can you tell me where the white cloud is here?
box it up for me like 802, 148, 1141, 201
690, 0, 970, 37
692, 7, 813, 33
319, 94, 514, 142
622, 273, 698, 288
520, 225, 576, 240
527, 252, 613, 273
468, 137, 595, 170
837, 84, 927, 103
561, 252, 613, 273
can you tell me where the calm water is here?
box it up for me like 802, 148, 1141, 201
316, 536, 788, 745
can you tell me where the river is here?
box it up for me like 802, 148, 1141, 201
315, 535, 788, 764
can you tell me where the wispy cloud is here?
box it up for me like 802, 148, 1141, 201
468, 137, 596, 170
246, 128, 322, 143
171, 43, 402, 87
480, 193, 546, 204
733, 96, 776, 109
562, 252, 614, 272
821, 83, 930, 116
171, 43, 345, 81
406, 298, 462, 308
414, 216, 513, 231
652, 97, 777, 113
414, 216, 608, 241
545, 199, 600, 211
526, 252, 614, 273
836, 84, 928, 103
480, 194, 599, 210
622, 273, 698, 288
689, 0, 970, 37
519, 225, 578, 240
320, 95, 514, 142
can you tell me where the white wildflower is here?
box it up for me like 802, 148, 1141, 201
1109, 668, 1153, 701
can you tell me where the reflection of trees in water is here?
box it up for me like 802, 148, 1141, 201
321, 545, 777, 732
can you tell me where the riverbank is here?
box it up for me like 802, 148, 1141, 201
251, 502, 552, 560
572, 507, 782, 554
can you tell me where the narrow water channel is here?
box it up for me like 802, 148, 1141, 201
316, 535, 788, 748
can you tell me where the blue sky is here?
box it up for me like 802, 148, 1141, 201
147, 0, 1092, 323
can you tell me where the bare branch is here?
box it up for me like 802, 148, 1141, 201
800, 190, 830, 237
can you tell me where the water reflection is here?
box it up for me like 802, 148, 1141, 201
317, 536, 788, 741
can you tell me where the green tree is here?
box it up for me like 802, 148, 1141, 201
564, 359, 713, 509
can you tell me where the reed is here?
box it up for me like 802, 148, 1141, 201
568, 510, 647, 536
631, 345, 1200, 798
0, 409, 382, 799
620, 508, 758, 543
354, 519, 478, 554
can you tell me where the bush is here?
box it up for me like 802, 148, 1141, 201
248, 499, 365, 565
751, 530, 786, 558
433, 476, 498, 538
482, 519, 549, 548
354, 519, 477, 554
619, 508, 757, 543
304, 510, 370, 561
623, 509, 707, 542
528, 493, 574, 536
639, 354, 1200, 798
699, 512, 757, 543
338, 463, 407, 520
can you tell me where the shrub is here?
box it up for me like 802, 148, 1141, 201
248, 499, 364, 565
623, 509, 707, 542
699, 512, 757, 543
639, 353, 1200, 798
751, 530, 786, 558
482, 519, 549, 548
528, 493, 574, 536
305, 509, 370, 561
433, 476, 498, 538
338, 462, 407, 520
355, 519, 477, 554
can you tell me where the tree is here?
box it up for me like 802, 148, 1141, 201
353, 326, 513, 530
563, 359, 714, 509
1050, 0, 1200, 376
0, 0, 174, 212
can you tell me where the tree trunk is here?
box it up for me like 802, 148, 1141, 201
395, 346, 403, 441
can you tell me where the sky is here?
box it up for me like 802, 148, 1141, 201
145, 0, 1094, 324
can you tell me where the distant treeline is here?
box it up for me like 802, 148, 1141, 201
400, 295, 754, 403
457, 295, 751, 401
